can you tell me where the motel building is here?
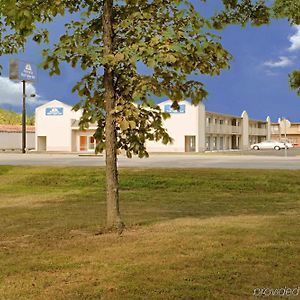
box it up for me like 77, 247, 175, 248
35, 99, 272, 153
35, 100, 97, 152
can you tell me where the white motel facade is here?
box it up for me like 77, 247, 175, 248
35, 99, 272, 153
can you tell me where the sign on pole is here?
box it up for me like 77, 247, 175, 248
9, 59, 37, 82
9, 59, 37, 154
280, 119, 291, 130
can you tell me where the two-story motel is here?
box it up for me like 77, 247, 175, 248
35, 99, 272, 153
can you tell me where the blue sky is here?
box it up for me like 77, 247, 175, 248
0, 5, 299, 122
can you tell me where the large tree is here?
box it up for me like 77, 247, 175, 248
42, 0, 273, 230
41, 0, 235, 230
2, 0, 297, 230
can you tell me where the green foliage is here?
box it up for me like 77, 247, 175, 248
0, 108, 35, 125
273, 0, 300, 25
2, 0, 300, 157
289, 69, 300, 96
213, 0, 270, 29
0, 1, 59, 58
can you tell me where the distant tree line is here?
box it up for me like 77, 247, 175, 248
0, 108, 35, 125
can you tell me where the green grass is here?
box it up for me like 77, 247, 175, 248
0, 166, 299, 299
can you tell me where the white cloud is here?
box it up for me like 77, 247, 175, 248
288, 25, 300, 52
263, 56, 293, 68
0, 77, 46, 107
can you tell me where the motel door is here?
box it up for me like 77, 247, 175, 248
232, 135, 237, 150
220, 137, 224, 150
80, 136, 96, 152
185, 136, 196, 152
37, 136, 47, 151
80, 136, 87, 151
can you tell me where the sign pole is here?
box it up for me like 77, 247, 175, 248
22, 80, 26, 154
9, 59, 37, 154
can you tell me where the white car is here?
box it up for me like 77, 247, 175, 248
281, 141, 294, 149
251, 140, 287, 150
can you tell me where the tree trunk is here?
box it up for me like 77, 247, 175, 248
103, 0, 122, 229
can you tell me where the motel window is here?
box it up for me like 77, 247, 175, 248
214, 119, 218, 124
207, 117, 212, 125
219, 120, 224, 125
89, 136, 95, 150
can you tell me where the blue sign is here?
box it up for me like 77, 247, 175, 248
46, 107, 64, 116
19, 61, 37, 82
164, 104, 186, 114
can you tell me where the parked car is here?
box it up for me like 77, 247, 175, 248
251, 140, 287, 150
282, 141, 294, 149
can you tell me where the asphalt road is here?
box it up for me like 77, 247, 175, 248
0, 151, 300, 169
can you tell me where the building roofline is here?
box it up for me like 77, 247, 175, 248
206, 110, 243, 120
35, 99, 73, 110
248, 118, 268, 124
205, 111, 267, 123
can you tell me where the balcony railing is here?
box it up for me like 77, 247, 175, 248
249, 127, 268, 136
206, 124, 242, 135
231, 125, 241, 134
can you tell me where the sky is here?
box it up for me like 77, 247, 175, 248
0, 3, 300, 122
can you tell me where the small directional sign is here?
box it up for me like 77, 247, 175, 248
9, 59, 37, 82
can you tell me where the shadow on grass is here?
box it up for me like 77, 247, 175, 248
1, 167, 299, 238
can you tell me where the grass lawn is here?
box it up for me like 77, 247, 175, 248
0, 166, 299, 299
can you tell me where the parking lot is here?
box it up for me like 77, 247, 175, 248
213, 147, 300, 157
0, 149, 300, 169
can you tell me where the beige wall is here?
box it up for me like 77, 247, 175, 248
35, 100, 82, 151
146, 100, 200, 152
0, 132, 35, 150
